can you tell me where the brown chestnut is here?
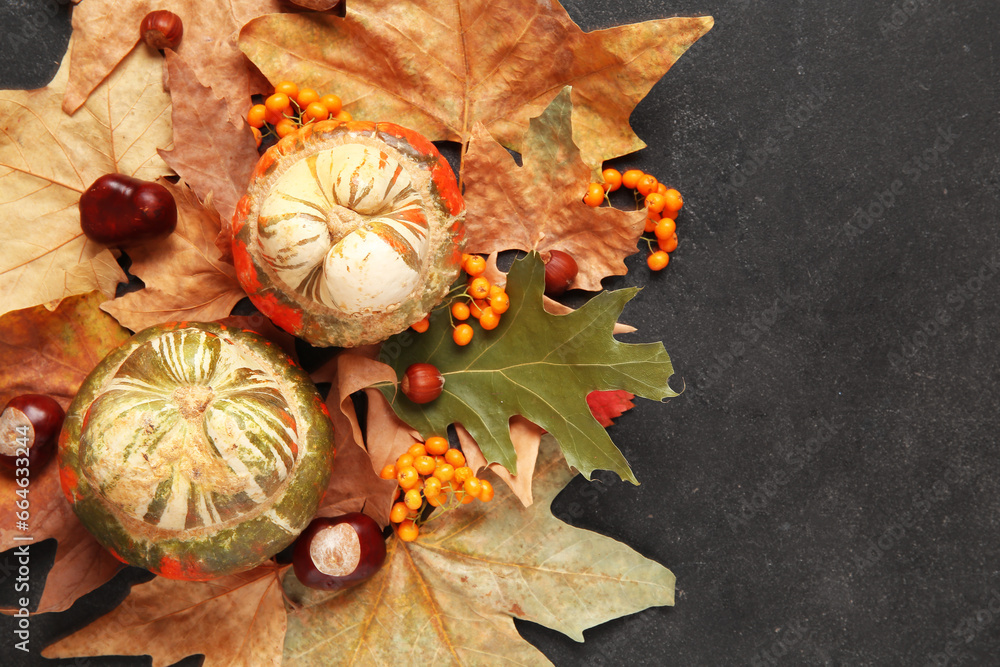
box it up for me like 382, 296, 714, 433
292, 513, 387, 591
79, 174, 177, 246
543, 249, 578, 297
140, 10, 183, 50
0, 394, 65, 473
401, 362, 445, 404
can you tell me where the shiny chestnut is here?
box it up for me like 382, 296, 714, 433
79, 174, 177, 246
401, 363, 444, 404
140, 10, 183, 50
293, 513, 387, 591
543, 249, 578, 297
0, 394, 65, 473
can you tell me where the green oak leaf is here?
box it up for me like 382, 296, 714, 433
377, 252, 676, 483
282, 436, 675, 665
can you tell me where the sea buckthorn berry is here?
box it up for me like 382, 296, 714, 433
662, 188, 684, 212
264, 108, 284, 126
265, 93, 291, 115
661, 207, 678, 221
251, 126, 262, 148
464, 254, 487, 276
467, 277, 490, 299
296, 88, 319, 107
489, 291, 510, 314
459, 491, 475, 504
423, 476, 443, 499
414, 455, 436, 476
644, 218, 657, 233
425, 436, 449, 456
411, 316, 430, 333
390, 502, 409, 524
602, 168, 622, 192
454, 466, 474, 484
656, 182, 668, 196
647, 250, 670, 271
463, 477, 482, 498
395, 453, 414, 469
404, 488, 423, 511
247, 104, 267, 128
397, 520, 419, 542
444, 448, 466, 468
433, 463, 455, 482
622, 169, 644, 190
478, 307, 500, 330
304, 102, 330, 122
320, 94, 342, 115
397, 465, 420, 489
453, 323, 474, 346
583, 182, 605, 207
379, 464, 396, 480
636, 174, 658, 196
334, 109, 353, 122
479, 479, 495, 502
274, 81, 299, 98
645, 192, 666, 214
489, 284, 505, 299
451, 301, 471, 320
408, 443, 427, 458
654, 218, 677, 240
659, 233, 679, 253
275, 118, 298, 138
427, 493, 445, 507
469, 299, 487, 319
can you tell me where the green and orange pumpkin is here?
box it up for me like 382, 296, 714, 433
232, 120, 466, 348
58, 322, 334, 580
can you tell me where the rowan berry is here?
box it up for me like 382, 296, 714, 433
453, 323, 474, 346
397, 520, 419, 542
647, 251, 670, 271
425, 436, 449, 456
602, 168, 622, 192
583, 182, 605, 207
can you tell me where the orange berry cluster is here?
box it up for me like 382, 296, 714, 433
380, 437, 494, 542
410, 254, 512, 346
583, 168, 684, 271
246, 81, 352, 147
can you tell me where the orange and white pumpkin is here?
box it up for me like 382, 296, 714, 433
58, 322, 334, 580
233, 120, 465, 347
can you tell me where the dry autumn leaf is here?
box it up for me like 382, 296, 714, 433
44, 565, 288, 667
100, 180, 246, 332
159, 50, 260, 249
315, 418, 398, 528
463, 88, 647, 292
0, 292, 131, 614
63, 0, 288, 126
281, 436, 675, 665
0, 40, 172, 318
240, 0, 713, 166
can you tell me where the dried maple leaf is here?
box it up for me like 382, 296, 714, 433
315, 418, 397, 528
159, 50, 260, 252
463, 88, 646, 291
0, 292, 131, 614
378, 252, 675, 483
63, 0, 288, 126
43, 565, 288, 667
0, 40, 172, 318
240, 0, 713, 166
588, 390, 637, 427
457, 419, 543, 507
281, 436, 674, 664
100, 180, 246, 332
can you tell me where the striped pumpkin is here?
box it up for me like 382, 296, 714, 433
233, 120, 465, 347
58, 322, 334, 581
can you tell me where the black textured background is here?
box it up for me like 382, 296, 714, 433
2, 0, 1000, 665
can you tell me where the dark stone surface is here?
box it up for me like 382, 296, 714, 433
2, 0, 999, 665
